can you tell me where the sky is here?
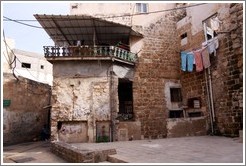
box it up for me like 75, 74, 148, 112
2, 2, 70, 54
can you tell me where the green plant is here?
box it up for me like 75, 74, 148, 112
96, 136, 109, 143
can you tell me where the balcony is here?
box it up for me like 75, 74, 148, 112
43, 45, 137, 65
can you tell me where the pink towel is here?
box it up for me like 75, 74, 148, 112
193, 50, 203, 72
201, 48, 211, 69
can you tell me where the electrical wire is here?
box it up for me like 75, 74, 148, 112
3, 30, 19, 80
3, 29, 50, 85
3, 33, 40, 81
3, 3, 207, 27
101, 3, 207, 19
3, 16, 43, 29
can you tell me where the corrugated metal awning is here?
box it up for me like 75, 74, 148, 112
34, 14, 143, 46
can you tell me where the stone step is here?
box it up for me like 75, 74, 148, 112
107, 154, 128, 163
51, 141, 117, 162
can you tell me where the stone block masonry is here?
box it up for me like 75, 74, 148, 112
3, 73, 51, 145
214, 3, 243, 136
50, 76, 111, 142
177, 3, 243, 137
133, 12, 180, 139
51, 141, 116, 163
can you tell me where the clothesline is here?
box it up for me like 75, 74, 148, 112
180, 37, 219, 72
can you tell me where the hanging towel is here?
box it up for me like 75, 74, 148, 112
210, 17, 222, 31
201, 47, 211, 69
206, 37, 219, 55
181, 51, 187, 71
187, 52, 194, 72
214, 37, 219, 49
193, 50, 203, 72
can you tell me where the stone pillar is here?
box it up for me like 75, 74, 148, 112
109, 72, 119, 141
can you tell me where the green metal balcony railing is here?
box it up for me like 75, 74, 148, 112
43, 45, 137, 63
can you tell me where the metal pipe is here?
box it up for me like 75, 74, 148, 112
203, 22, 216, 133
205, 69, 214, 134
208, 67, 216, 122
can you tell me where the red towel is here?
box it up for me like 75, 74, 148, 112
201, 48, 211, 69
193, 50, 203, 72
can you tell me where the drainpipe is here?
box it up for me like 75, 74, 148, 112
208, 68, 215, 122
205, 69, 214, 134
203, 22, 216, 134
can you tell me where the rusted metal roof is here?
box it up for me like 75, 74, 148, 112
34, 14, 143, 46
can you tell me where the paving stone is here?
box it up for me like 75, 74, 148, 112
3, 136, 243, 164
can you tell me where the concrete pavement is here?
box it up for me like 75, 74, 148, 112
2, 135, 244, 164
3, 141, 67, 163
71, 136, 244, 163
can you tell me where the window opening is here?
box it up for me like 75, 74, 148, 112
188, 112, 202, 117
180, 33, 187, 39
169, 110, 184, 118
117, 79, 133, 121
41, 65, 44, 69
170, 87, 182, 102
203, 14, 218, 40
21, 62, 31, 69
136, 3, 148, 13
57, 121, 62, 130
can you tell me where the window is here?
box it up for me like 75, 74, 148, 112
136, 3, 148, 13
41, 65, 44, 69
187, 97, 201, 108
117, 79, 133, 121
180, 33, 187, 39
170, 88, 182, 102
203, 14, 218, 40
21, 62, 31, 69
180, 32, 188, 46
188, 112, 202, 117
169, 110, 184, 118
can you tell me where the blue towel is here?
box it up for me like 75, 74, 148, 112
181, 51, 187, 71
187, 52, 194, 72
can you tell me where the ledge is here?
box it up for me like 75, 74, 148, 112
51, 141, 116, 163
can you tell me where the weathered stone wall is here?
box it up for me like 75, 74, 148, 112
167, 117, 207, 137
133, 12, 180, 139
177, 3, 243, 136
177, 23, 209, 120
50, 61, 136, 142
51, 76, 110, 142
117, 121, 141, 141
213, 3, 243, 136
3, 73, 51, 145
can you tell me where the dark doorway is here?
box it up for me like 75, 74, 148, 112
118, 79, 133, 121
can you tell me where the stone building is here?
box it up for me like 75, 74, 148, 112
177, 3, 243, 137
2, 38, 53, 85
35, 3, 243, 143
